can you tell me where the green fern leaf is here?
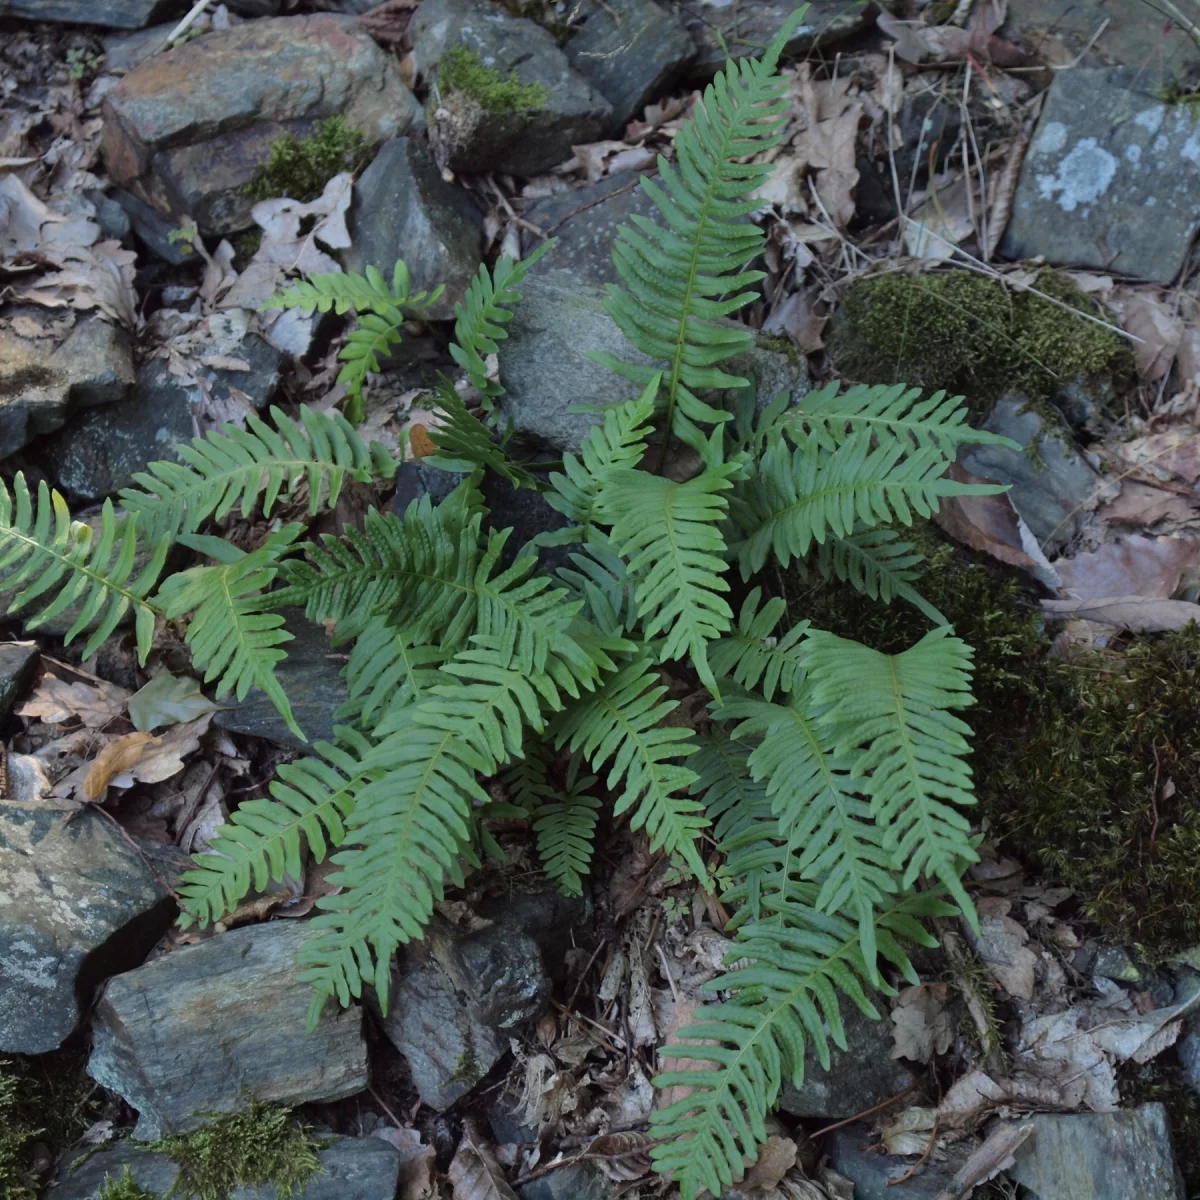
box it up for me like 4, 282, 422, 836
812, 528, 946, 625
157, 524, 305, 741
554, 655, 708, 882
596, 14, 803, 445
119, 405, 393, 544
0, 474, 168, 664
804, 626, 980, 921
555, 540, 640, 637
337, 614, 446, 730
708, 588, 809, 701
423, 381, 536, 488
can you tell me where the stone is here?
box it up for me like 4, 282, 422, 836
1000, 68, 1200, 283
88, 920, 368, 1139
520, 1161, 616, 1200
110, 187, 198, 265
101, 15, 423, 236
411, 0, 612, 176
45, 1136, 402, 1200
43, 334, 282, 501
1008, 1104, 1184, 1199
85, 189, 133, 243
958, 394, 1102, 552
1093, 944, 1142, 983
0, 314, 135, 460
213, 610, 348, 750
684, 0, 872, 76
379, 914, 551, 1109
826, 1123, 974, 1199
0, 804, 180, 1054
0, 0, 182, 27
778, 1004, 915, 1118
344, 138, 485, 322
562, 0, 695, 131
0, 642, 38, 721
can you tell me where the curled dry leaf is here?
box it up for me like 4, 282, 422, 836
1112, 430, 1200, 488
83, 731, 160, 802
931, 1121, 1035, 1200
17, 675, 130, 728
1041, 595, 1200, 632
762, 286, 826, 352
586, 1131, 655, 1182
449, 1119, 518, 1200
373, 1126, 437, 1200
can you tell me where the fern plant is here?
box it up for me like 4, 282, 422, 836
1, 9, 1023, 1196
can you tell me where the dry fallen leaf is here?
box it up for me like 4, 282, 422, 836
762, 287, 826, 352
934, 465, 1050, 573
1053, 533, 1200, 601
1112, 430, 1200, 487
890, 982, 954, 1063
374, 1126, 437, 1200
932, 1122, 1035, 1200
1101, 481, 1198, 528
586, 1131, 654, 1183
1041, 595, 1200, 632
968, 896, 1039, 1001
741, 1136, 798, 1192
17, 675, 130, 728
448, 1119, 518, 1200
1109, 288, 1183, 382
83, 731, 160, 801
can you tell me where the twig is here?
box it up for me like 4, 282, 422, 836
88, 803, 183, 903
565, 934, 611, 1012
165, 0, 212, 46
812, 1082, 919, 1137
887, 1117, 938, 1186
655, 942, 680, 1003
368, 1083, 408, 1129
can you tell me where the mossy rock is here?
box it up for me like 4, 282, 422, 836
243, 116, 370, 205
827, 269, 1133, 423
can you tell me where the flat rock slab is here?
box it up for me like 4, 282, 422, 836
1001, 68, 1200, 282
46, 1136, 402, 1200
1009, 1103, 1184, 1199
43, 334, 282, 501
827, 1123, 975, 1199
0, 641, 38, 721
345, 138, 484, 322
213, 610, 348, 749
0, 803, 177, 1054
88, 920, 368, 1139
778, 1004, 913, 1118
412, 0, 611, 176
0, 0, 183, 26
101, 14, 422, 235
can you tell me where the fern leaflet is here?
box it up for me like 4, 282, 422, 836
708, 588, 809, 701
812, 528, 945, 625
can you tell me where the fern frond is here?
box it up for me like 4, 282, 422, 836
595, 14, 804, 446
0, 474, 168, 664
451, 240, 553, 412
554, 655, 708, 882
423, 381, 536, 488
708, 588, 809, 701
177, 734, 372, 927
119, 405, 394, 544
337, 614, 446, 730
650, 889, 950, 1199
812, 528, 945, 625
157, 524, 305, 741
556, 540, 640, 637
598, 453, 738, 694
804, 626, 980, 921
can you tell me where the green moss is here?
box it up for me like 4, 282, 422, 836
98, 1165, 159, 1200
438, 45, 549, 112
150, 1098, 322, 1200
0, 1062, 40, 1200
448, 1033, 484, 1086
828, 269, 1133, 421
244, 116, 370, 204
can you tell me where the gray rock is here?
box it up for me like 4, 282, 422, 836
0, 314, 135, 460
959, 394, 1101, 552
1008, 1104, 1184, 1199
520, 1161, 616, 1200
1093, 944, 1142, 982
46, 1136, 402, 1200
778, 1004, 914, 1118
684, 0, 872, 76
0, 0, 182, 26
826, 1123, 974, 1199
88, 920, 368, 1139
345, 138, 484, 321
213, 610, 348, 750
0, 641, 38, 721
411, 0, 612, 176
110, 187, 198, 265
1000, 68, 1200, 283
44, 334, 282, 501
563, 0, 695, 131
85, 189, 133, 243
0, 804, 178, 1053
103, 23, 182, 74
379, 914, 551, 1110
101, 14, 424, 236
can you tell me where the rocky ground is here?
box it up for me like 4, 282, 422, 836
5, 0, 1200, 1197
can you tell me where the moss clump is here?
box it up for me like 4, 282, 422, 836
828, 269, 1132, 420
438, 45, 549, 112
98, 1165, 159, 1200
150, 1098, 322, 1200
0, 1062, 40, 1200
244, 116, 369, 204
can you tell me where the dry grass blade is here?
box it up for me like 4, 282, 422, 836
449, 1119, 518, 1200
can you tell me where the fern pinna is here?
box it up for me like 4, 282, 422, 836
0, 8, 1022, 1194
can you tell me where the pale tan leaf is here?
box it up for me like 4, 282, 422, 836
1100, 482, 1198, 528
741, 1135, 798, 1191
449, 1119, 518, 1200
83, 731, 159, 801
968, 897, 1038, 1000
890, 983, 954, 1063
1109, 288, 1182, 381
17, 676, 130, 728
1041, 595, 1200, 632
586, 1131, 654, 1182
374, 1126, 437, 1200
932, 1122, 1035, 1200
248, 171, 353, 277
112, 713, 212, 788
1053, 533, 1200, 601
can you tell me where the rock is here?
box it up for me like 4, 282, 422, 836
85, 189, 133, 243
344, 138, 484, 322
213, 610, 348, 750
101, 15, 423, 236
411, 0, 612, 176
46, 1136, 402, 1200
0, 314, 135, 460
826, 1123, 974, 1199
0, 642, 38, 721
959, 395, 1102, 552
43, 334, 282, 501
520, 1161, 616, 1200
379, 914, 551, 1109
0, 0, 182, 27
684, 0, 872, 76
0, 804, 179, 1054
778, 1004, 915, 1118
110, 187, 198, 265
1093, 944, 1142, 982
562, 0, 695, 131
1008, 1103, 1184, 1199
88, 920, 368, 1139
1000, 68, 1200, 283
